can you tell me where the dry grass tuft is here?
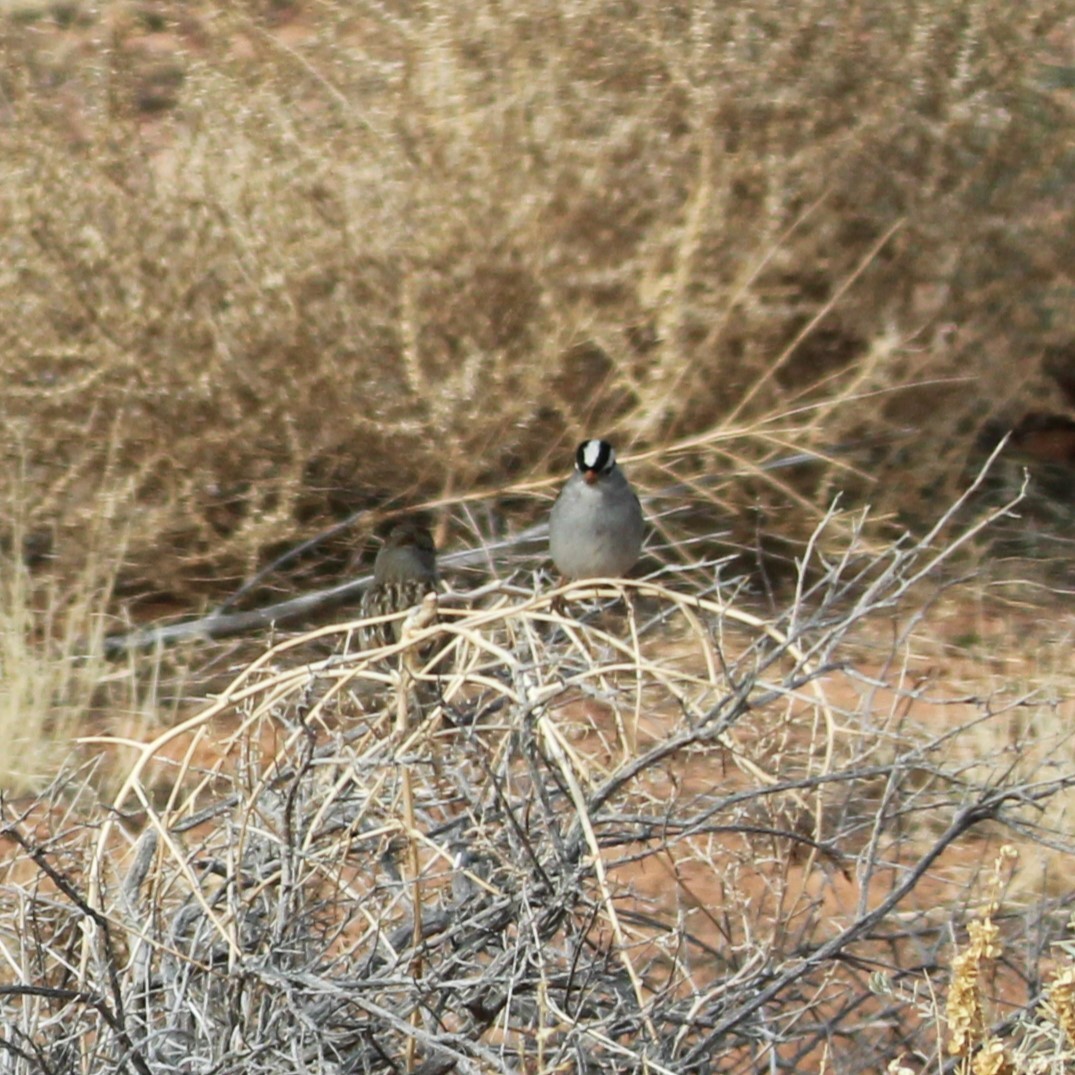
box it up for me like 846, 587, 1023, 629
0, 470, 135, 793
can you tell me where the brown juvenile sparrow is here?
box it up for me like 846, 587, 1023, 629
549, 439, 645, 580
359, 522, 439, 648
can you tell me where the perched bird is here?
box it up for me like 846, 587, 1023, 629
360, 522, 439, 648
549, 439, 645, 580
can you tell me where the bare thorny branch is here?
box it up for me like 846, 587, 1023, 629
2, 464, 1073, 1074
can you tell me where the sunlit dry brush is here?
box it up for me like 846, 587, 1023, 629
3, 477, 1074, 1073
1, 0, 1072, 609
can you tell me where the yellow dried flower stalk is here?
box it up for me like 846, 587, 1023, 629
1045, 965, 1075, 1051
945, 847, 1017, 1068
970, 1037, 1015, 1075
947, 940, 986, 1058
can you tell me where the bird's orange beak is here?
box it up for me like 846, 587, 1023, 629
582, 469, 599, 485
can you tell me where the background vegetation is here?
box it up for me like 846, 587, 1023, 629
0, 1, 1073, 1071
2, 0, 1072, 601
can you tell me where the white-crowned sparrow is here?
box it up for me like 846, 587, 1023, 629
549, 439, 644, 580
360, 522, 439, 647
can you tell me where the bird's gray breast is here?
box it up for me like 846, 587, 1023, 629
550, 472, 643, 579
